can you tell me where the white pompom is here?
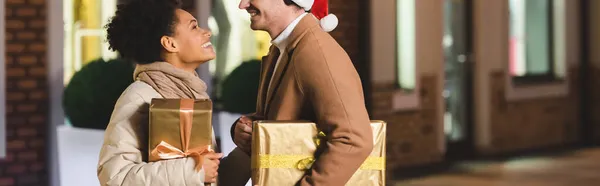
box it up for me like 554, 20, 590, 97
319, 14, 338, 32
292, 0, 314, 11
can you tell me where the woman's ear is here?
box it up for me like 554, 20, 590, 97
160, 36, 179, 53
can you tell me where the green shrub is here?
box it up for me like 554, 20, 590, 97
220, 59, 261, 114
63, 58, 135, 130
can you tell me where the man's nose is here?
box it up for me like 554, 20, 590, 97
239, 0, 250, 10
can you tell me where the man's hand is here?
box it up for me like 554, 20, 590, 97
203, 152, 223, 183
233, 116, 253, 154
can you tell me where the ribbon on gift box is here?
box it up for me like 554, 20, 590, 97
150, 99, 213, 172
256, 131, 384, 170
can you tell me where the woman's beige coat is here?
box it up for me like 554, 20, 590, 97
97, 81, 251, 186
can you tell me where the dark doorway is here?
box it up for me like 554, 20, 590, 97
443, 0, 475, 160
579, 0, 595, 146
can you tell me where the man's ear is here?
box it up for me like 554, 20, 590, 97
160, 36, 179, 53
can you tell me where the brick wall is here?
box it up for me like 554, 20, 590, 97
1, 0, 49, 185
329, 0, 581, 176
483, 68, 580, 154
369, 70, 580, 172
330, 0, 443, 176
371, 76, 444, 171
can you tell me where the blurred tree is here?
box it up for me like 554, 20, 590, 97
220, 59, 261, 114
63, 58, 135, 130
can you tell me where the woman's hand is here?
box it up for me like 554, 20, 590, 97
203, 152, 223, 183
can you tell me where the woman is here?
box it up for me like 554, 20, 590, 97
97, 0, 250, 185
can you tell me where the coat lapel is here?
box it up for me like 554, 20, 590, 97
263, 50, 289, 115
257, 46, 279, 116
262, 15, 320, 116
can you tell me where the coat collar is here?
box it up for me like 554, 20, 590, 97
271, 13, 308, 51
283, 14, 320, 54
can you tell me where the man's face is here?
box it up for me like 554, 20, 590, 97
239, 0, 289, 31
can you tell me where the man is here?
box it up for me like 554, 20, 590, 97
229, 0, 373, 185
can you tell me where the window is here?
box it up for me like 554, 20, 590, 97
63, 0, 118, 85
0, 0, 5, 158
396, 0, 416, 90
509, 0, 565, 83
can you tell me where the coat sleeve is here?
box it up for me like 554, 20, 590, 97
218, 147, 252, 186
97, 93, 207, 186
292, 38, 374, 186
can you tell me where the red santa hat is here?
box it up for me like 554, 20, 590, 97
292, 0, 338, 32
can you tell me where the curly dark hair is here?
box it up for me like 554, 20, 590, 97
105, 0, 183, 64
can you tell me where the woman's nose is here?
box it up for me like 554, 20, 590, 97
200, 28, 212, 37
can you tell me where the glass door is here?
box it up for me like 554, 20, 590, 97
443, 0, 475, 159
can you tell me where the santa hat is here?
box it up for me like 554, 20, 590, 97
292, 0, 338, 32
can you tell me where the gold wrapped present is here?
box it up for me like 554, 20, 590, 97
148, 98, 214, 172
251, 121, 386, 186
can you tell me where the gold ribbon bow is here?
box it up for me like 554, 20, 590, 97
295, 131, 326, 170
149, 99, 213, 172
150, 141, 212, 172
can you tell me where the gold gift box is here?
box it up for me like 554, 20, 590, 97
148, 98, 213, 164
251, 121, 386, 186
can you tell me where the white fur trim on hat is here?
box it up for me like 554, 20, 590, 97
320, 14, 338, 32
291, 0, 314, 11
